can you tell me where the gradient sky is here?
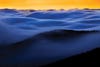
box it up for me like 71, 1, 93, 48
0, 0, 100, 10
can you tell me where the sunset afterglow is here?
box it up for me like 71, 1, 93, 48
0, 0, 100, 10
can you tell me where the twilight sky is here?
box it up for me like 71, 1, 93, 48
0, 0, 100, 9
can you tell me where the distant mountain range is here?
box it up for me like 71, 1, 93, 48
0, 8, 100, 12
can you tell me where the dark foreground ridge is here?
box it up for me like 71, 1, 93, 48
43, 48, 100, 66
0, 48, 99, 67
0, 30, 99, 67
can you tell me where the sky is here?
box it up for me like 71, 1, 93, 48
0, 0, 100, 10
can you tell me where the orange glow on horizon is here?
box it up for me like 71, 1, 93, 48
0, 0, 100, 10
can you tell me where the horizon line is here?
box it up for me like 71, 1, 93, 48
0, 8, 100, 10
